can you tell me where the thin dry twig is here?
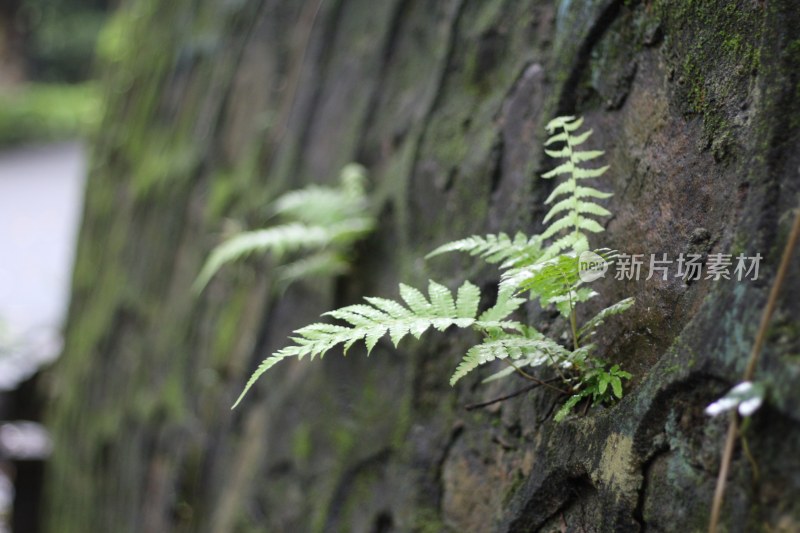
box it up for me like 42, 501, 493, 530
464, 378, 562, 411
502, 359, 571, 395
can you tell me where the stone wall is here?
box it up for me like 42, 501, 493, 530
43, 0, 800, 531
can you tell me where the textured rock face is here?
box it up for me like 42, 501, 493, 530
43, 0, 800, 531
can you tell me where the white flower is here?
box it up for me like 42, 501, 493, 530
705, 381, 765, 418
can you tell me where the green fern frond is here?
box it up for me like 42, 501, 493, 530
480, 325, 559, 382
193, 218, 373, 293
550, 287, 597, 317
426, 232, 542, 269
540, 116, 612, 260
451, 326, 570, 385
271, 187, 362, 225
277, 251, 350, 287
501, 251, 606, 319
502, 253, 579, 304
578, 297, 635, 342
194, 223, 331, 292
554, 393, 586, 422
195, 164, 373, 293
339, 162, 369, 197
232, 281, 522, 408
228, 116, 634, 419
272, 164, 368, 226
477, 287, 526, 323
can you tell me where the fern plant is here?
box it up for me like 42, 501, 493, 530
194, 164, 374, 292
537, 115, 612, 258
231, 116, 634, 421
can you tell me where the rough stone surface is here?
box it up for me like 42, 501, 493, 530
42, 0, 800, 532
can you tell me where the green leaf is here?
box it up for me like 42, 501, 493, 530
543, 198, 610, 224
542, 196, 577, 223
573, 166, 610, 179
563, 116, 585, 132
429, 280, 457, 317
572, 150, 604, 163
576, 201, 612, 217
477, 287, 524, 322
426, 232, 541, 270
545, 180, 577, 204
540, 215, 577, 240
542, 161, 575, 179
455, 282, 481, 318
545, 131, 568, 145
578, 297, 635, 341
598, 374, 610, 394
231, 350, 295, 409
611, 376, 623, 399
538, 233, 584, 259
545, 147, 571, 159
574, 186, 613, 200
504, 254, 583, 312
546, 115, 576, 132
577, 218, 605, 233
399, 284, 433, 315
538, 116, 612, 261
230, 115, 626, 419
569, 129, 593, 146
272, 164, 368, 225
554, 393, 585, 422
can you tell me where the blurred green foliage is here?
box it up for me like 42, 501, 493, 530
0, 82, 101, 145
0, 0, 109, 146
26, 10, 107, 82
20, 0, 111, 82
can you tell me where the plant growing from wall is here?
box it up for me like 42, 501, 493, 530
194, 163, 374, 293
230, 116, 634, 421
705, 205, 800, 533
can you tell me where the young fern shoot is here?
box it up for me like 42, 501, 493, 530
231, 116, 634, 422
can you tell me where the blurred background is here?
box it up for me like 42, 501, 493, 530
0, 0, 109, 530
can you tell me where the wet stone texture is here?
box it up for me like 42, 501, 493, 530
43, 0, 800, 532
